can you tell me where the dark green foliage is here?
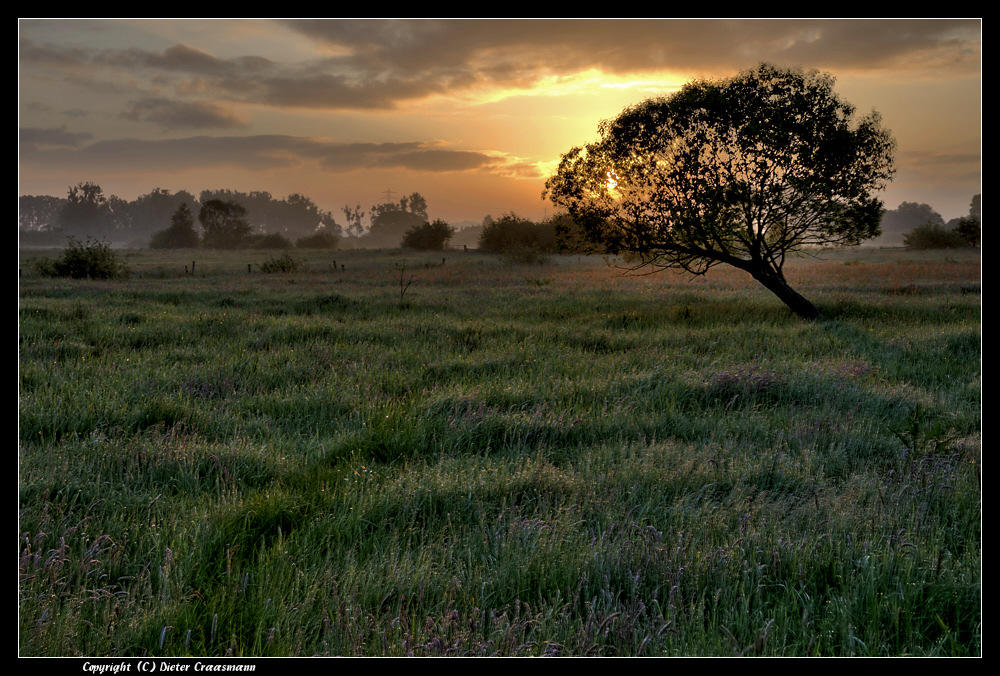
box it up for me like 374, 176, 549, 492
58, 182, 108, 236
401, 218, 455, 250
903, 222, 968, 249
477, 213, 557, 253
199, 199, 252, 249
149, 203, 201, 249
33, 236, 129, 280
952, 217, 981, 247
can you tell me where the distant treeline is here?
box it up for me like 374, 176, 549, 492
874, 195, 981, 247
16, 182, 579, 253
19, 182, 980, 251
18, 184, 341, 248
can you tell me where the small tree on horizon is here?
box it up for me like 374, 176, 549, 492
402, 219, 456, 250
150, 203, 201, 249
544, 63, 896, 320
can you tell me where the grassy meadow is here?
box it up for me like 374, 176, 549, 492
18, 245, 981, 657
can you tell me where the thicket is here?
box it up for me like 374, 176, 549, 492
477, 213, 558, 254
32, 236, 129, 280
401, 219, 455, 250
904, 219, 980, 249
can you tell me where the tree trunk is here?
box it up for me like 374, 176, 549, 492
747, 267, 822, 320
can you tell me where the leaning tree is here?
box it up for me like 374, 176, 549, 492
544, 63, 896, 319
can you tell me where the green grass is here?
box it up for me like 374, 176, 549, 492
18, 246, 981, 656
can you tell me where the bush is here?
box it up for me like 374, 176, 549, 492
478, 213, 557, 254
34, 236, 130, 280
903, 222, 968, 249
401, 219, 455, 250
259, 253, 301, 273
295, 231, 339, 249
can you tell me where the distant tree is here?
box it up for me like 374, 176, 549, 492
342, 204, 367, 238
880, 202, 945, 238
199, 199, 251, 249
400, 192, 428, 220
150, 203, 201, 249
363, 193, 429, 247
544, 63, 896, 319
402, 219, 456, 250
969, 194, 981, 222
953, 216, 981, 247
19, 195, 64, 232
129, 188, 198, 239
58, 182, 109, 236
478, 213, 558, 254
104, 195, 135, 234
278, 194, 340, 240
903, 222, 967, 249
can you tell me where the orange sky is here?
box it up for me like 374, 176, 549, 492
19, 19, 981, 225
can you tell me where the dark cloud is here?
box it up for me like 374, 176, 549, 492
20, 20, 981, 114
122, 98, 248, 130
283, 19, 981, 79
18, 132, 507, 176
19, 126, 93, 151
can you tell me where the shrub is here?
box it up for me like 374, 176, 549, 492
295, 231, 339, 249
903, 223, 967, 249
401, 219, 455, 250
259, 253, 301, 273
34, 236, 130, 280
478, 213, 557, 254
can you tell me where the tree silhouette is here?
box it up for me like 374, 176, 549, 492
402, 219, 455, 250
544, 63, 896, 319
199, 199, 251, 249
150, 203, 200, 249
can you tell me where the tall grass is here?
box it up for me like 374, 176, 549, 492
18, 247, 980, 656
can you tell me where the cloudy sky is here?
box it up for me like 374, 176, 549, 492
18, 18, 981, 225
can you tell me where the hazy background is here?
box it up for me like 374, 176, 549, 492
19, 18, 981, 226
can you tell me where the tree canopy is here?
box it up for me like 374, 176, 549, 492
544, 63, 896, 319
402, 219, 455, 251
199, 199, 252, 249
